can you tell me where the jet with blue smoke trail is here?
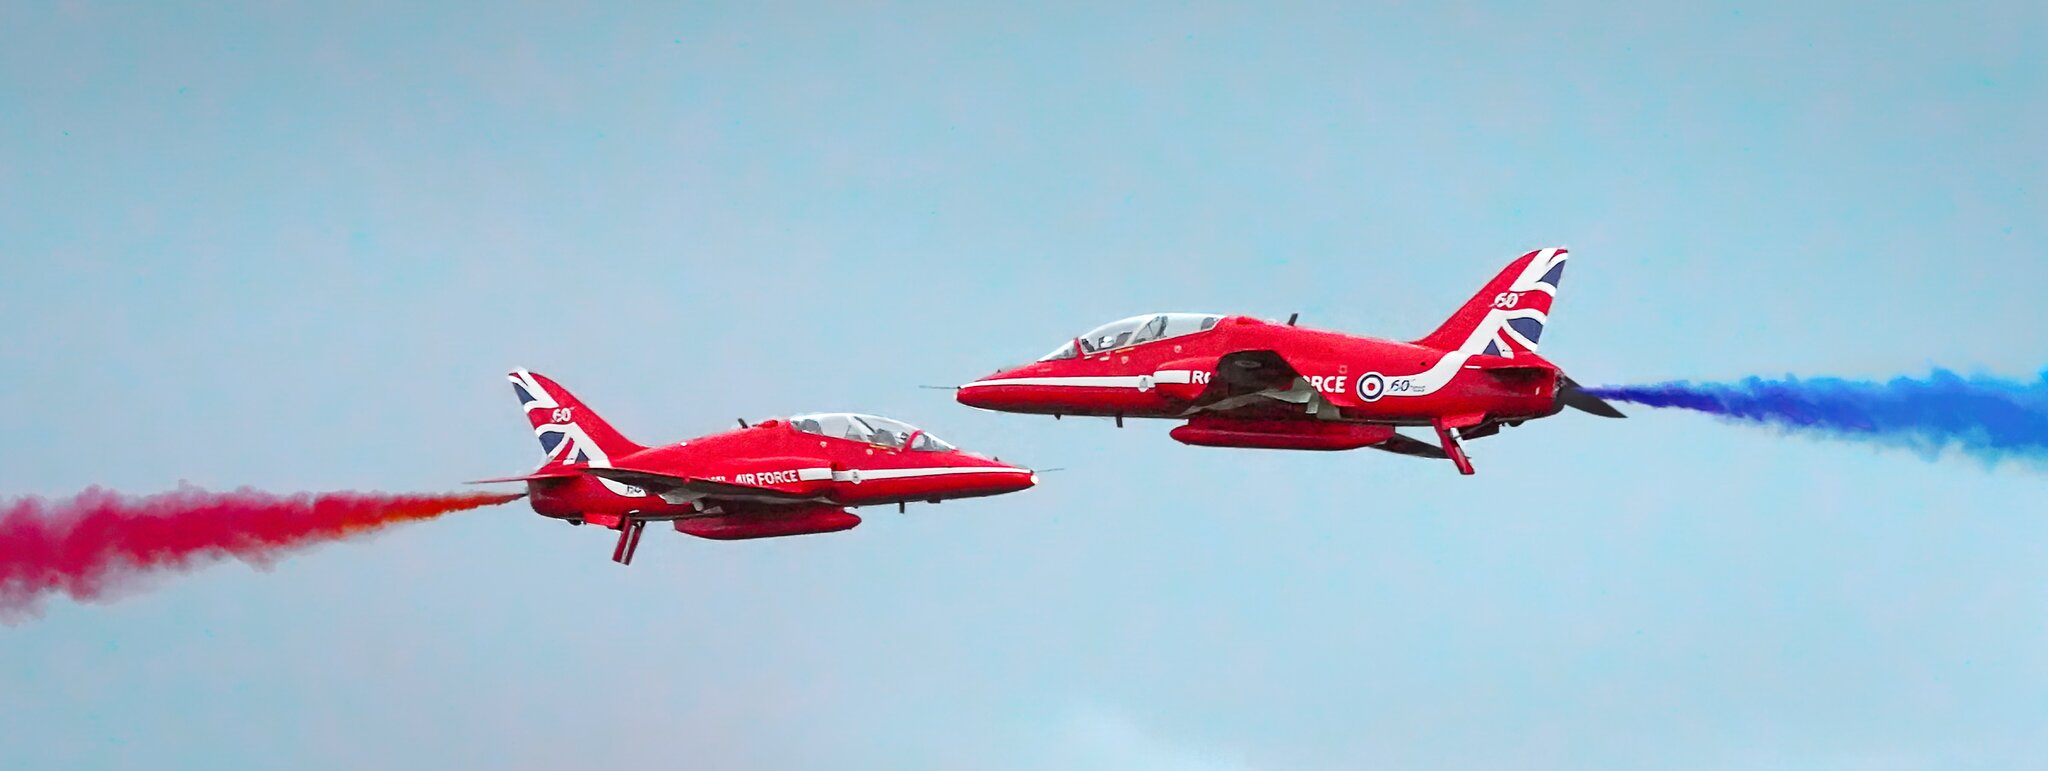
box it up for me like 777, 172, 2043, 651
957, 247, 1628, 475
1586, 370, 2048, 465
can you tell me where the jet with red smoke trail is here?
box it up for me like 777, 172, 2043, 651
476, 369, 1038, 565
954, 247, 1625, 475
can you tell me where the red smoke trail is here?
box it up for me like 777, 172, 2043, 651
0, 487, 523, 619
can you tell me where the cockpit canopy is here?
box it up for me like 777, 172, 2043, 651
788, 412, 957, 452
1038, 312, 1223, 361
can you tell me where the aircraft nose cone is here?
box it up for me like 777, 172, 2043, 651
1003, 467, 1039, 493
1005, 468, 1038, 490
974, 462, 1037, 494
955, 384, 979, 406
956, 377, 1002, 410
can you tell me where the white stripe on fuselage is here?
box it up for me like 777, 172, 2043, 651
838, 466, 1031, 481
959, 376, 1149, 390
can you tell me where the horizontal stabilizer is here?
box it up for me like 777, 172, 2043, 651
1558, 375, 1626, 418
466, 469, 587, 484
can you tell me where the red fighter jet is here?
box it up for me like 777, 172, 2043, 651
955, 247, 1624, 475
475, 369, 1037, 564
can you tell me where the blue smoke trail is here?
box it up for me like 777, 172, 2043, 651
1584, 370, 2048, 464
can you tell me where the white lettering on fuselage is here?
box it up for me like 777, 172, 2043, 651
733, 468, 803, 486
1191, 370, 1212, 385
1307, 375, 1348, 395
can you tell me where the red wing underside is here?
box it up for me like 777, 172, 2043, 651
1186, 350, 1469, 465
580, 467, 820, 504
573, 467, 842, 566
1371, 433, 1451, 459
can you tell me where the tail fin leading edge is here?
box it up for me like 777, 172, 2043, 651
1413, 247, 1568, 357
509, 368, 647, 470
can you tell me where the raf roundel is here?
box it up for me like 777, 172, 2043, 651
1355, 371, 1386, 402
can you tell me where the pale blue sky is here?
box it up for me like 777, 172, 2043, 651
3, 2, 2045, 769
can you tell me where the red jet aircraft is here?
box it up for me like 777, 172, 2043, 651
476, 369, 1037, 564
955, 247, 1623, 475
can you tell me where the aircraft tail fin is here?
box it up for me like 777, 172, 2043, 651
1413, 247, 1568, 358
507, 368, 647, 469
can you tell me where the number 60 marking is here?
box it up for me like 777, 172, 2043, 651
1492, 292, 1523, 309
551, 407, 574, 423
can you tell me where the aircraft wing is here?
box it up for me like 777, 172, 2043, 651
582, 466, 820, 503
465, 469, 586, 484
1191, 349, 1307, 407
1368, 432, 1451, 459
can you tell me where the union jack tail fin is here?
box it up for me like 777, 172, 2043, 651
1413, 247, 1568, 358
507, 368, 647, 470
